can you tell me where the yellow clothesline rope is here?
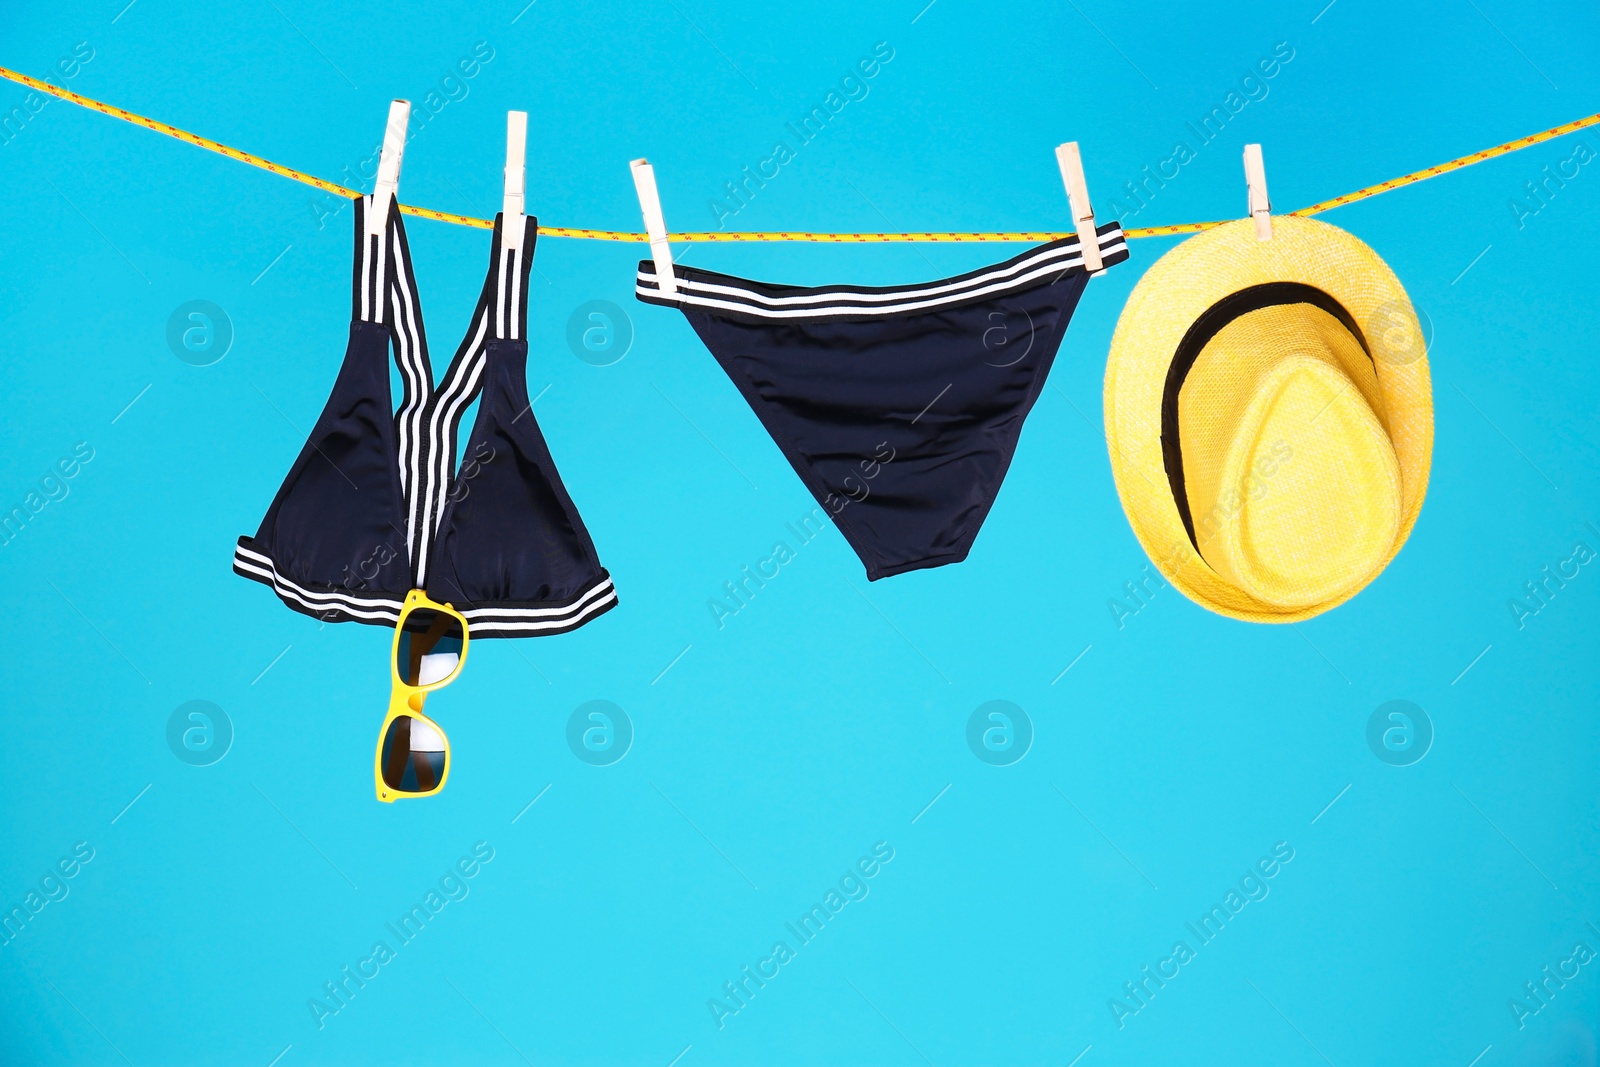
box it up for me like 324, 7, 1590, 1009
3, 63, 1596, 242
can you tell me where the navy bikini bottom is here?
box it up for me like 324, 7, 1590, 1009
637, 225, 1128, 579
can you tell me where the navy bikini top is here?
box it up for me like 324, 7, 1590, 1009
235, 195, 616, 637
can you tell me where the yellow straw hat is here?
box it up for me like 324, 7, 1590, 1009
1103, 215, 1432, 623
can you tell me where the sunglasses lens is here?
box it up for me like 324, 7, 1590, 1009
380, 714, 448, 793
396, 608, 465, 687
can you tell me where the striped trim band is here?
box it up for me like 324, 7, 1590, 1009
234, 542, 405, 623
456, 577, 619, 636
635, 225, 1128, 321
234, 541, 616, 636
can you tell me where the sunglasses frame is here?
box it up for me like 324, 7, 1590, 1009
374, 589, 470, 803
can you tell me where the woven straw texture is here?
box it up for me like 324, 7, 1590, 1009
1103, 216, 1433, 623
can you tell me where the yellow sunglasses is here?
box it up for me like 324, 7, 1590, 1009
374, 590, 470, 803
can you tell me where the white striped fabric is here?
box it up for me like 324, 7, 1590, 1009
635, 226, 1128, 320
233, 543, 614, 635
234, 543, 406, 622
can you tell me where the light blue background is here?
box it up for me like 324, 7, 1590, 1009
2, 1, 1598, 1064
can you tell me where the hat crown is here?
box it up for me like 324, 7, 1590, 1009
1179, 302, 1403, 611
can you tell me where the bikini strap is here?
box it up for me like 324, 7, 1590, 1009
410, 212, 538, 586
490, 212, 538, 341
349, 192, 434, 583
349, 195, 426, 329
350, 194, 386, 324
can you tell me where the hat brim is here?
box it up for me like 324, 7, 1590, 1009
1103, 216, 1433, 623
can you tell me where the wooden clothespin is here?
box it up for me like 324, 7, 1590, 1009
629, 158, 677, 295
503, 110, 528, 252
1243, 143, 1272, 240
1055, 142, 1103, 274
369, 99, 410, 237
